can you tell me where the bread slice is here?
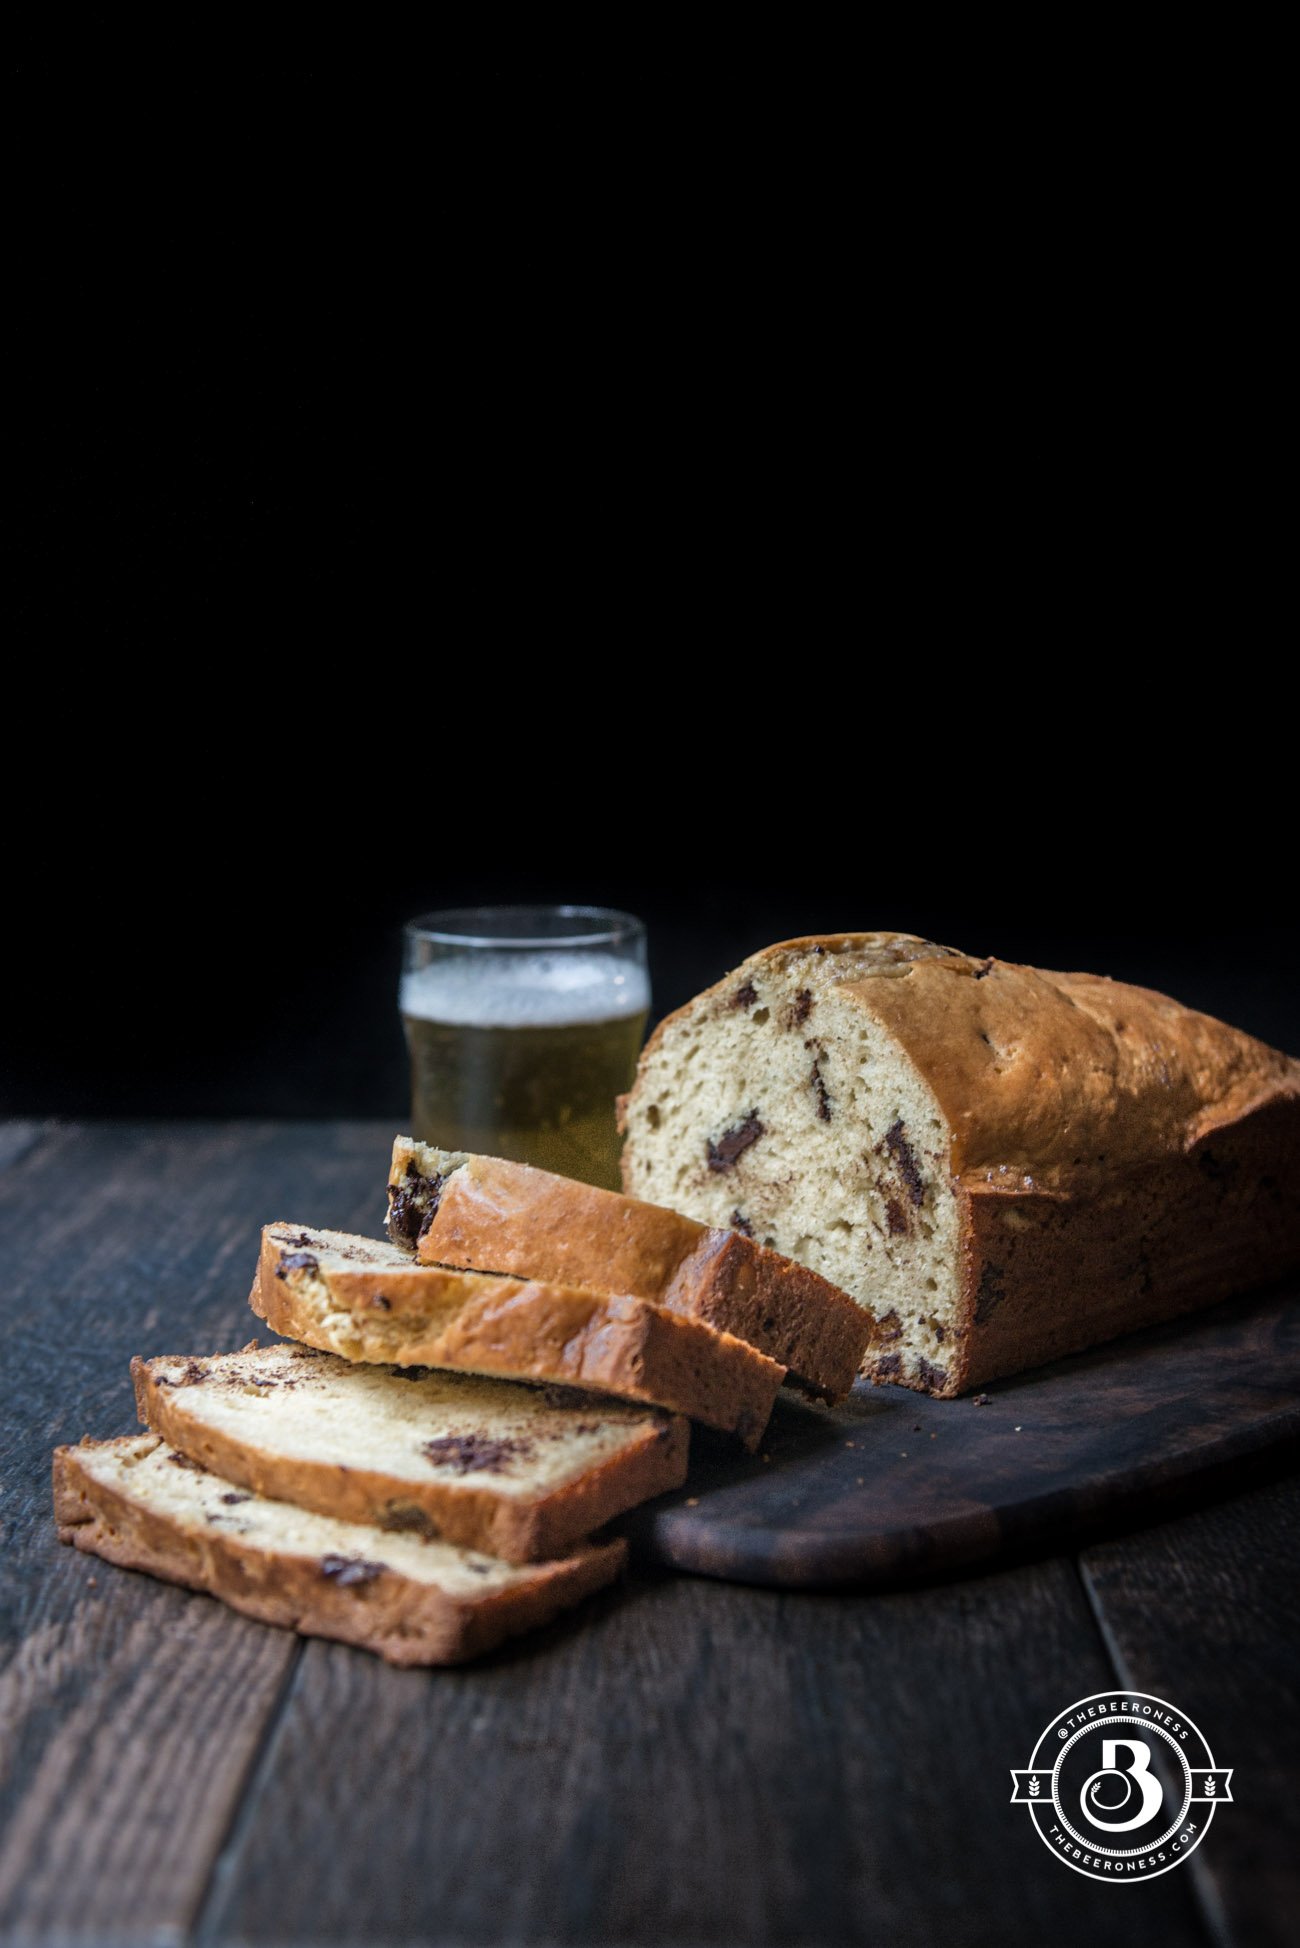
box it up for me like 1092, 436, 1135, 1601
249, 1223, 784, 1448
619, 932, 1300, 1397
132, 1343, 688, 1562
53, 1434, 624, 1666
385, 1137, 871, 1403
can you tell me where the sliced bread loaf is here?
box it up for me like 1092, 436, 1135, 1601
250, 1224, 784, 1448
619, 932, 1300, 1397
53, 1434, 624, 1666
385, 1138, 870, 1402
132, 1343, 688, 1562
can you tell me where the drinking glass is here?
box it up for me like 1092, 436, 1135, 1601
401, 906, 649, 1189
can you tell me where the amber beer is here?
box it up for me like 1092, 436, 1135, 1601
400, 918, 650, 1190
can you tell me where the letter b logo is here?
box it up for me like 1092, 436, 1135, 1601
1080, 1738, 1164, 1832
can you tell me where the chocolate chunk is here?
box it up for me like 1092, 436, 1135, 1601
422, 1433, 531, 1475
875, 1309, 903, 1343
276, 1250, 319, 1279
882, 1121, 924, 1206
706, 1111, 765, 1173
915, 1358, 947, 1392
788, 989, 814, 1028
809, 1057, 832, 1122
974, 1262, 1006, 1326
370, 1292, 392, 1310
875, 1352, 902, 1379
220, 1492, 251, 1506
168, 1452, 207, 1472
885, 1196, 909, 1236
319, 1554, 386, 1586
387, 1165, 446, 1244
281, 1231, 316, 1248
730, 1209, 754, 1237
731, 981, 759, 1009
386, 1187, 421, 1242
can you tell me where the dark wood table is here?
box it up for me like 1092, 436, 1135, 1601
2, 1122, 1296, 1948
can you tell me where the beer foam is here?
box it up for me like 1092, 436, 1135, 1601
401, 952, 650, 1028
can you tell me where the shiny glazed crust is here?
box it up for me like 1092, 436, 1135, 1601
52, 1439, 625, 1667
251, 1229, 785, 1448
388, 1140, 870, 1402
621, 933, 1300, 1396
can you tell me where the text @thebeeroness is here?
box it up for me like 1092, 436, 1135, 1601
1011, 1691, 1232, 1882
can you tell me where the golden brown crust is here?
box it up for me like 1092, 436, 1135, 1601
845, 953, 1299, 1194
52, 1439, 625, 1667
632, 934, 1300, 1196
131, 1354, 689, 1563
948, 1093, 1298, 1394
251, 1235, 784, 1448
399, 1145, 869, 1401
260, 1226, 484, 1317
625, 932, 1300, 1397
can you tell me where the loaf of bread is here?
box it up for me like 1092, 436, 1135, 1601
385, 1137, 870, 1401
53, 1435, 624, 1666
250, 1223, 784, 1447
133, 1344, 688, 1562
619, 933, 1300, 1396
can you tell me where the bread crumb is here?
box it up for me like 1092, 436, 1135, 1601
685, 1497, 699, 1507
972, 1393, 992, 1406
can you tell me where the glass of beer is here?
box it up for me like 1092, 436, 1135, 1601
400, 906, 650, 1189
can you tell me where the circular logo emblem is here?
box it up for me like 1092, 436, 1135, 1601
1010, 1692, 1232, 1882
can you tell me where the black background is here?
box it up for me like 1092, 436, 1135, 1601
11, 42, 1295, 1118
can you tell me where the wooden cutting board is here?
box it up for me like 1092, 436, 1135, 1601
628, 1280, 1300, 1589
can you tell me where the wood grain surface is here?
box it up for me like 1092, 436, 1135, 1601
0, 1122, 1295, 1948
633, 1282, 1300, 1588
1080, 1472, 1300, 1948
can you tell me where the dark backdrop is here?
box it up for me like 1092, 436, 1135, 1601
7, 814, 1296, 1117
11, 43, 1294, 1119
